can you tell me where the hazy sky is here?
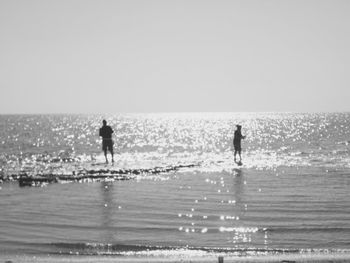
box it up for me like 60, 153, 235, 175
1, 0, 350, 113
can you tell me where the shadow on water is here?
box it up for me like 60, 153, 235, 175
232, 168, 245, 218
100, 181, 115, 245
233, 168, 242, 176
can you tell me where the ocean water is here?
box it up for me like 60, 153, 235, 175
0, 113, 349, 259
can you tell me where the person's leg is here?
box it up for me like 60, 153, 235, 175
103, 142, 108, 163
107, 141, 114, 163
234, 150, 237, 162
238, 149, 242, 162
110, 147, 114, 163
104, 149, 108, 163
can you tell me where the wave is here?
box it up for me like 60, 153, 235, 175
268, 227, 350, 234
9, 163, 199, 187
35, 242, 350, 257
2, 147, 350, 187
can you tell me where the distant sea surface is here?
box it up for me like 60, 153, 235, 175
0, 113, 349, 259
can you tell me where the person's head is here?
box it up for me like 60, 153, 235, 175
103, 120, 107, 126
236, 125, 242, 130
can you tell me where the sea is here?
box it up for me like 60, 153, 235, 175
0, 112, 349, 261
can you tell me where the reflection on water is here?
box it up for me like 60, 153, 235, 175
0, 113, 350, 258
1, 112, 350, 179
0, 160, 349, 256
231, 168, 245, 233
101, 181, 114, 245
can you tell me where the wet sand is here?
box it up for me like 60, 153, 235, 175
2, 254, 350, 263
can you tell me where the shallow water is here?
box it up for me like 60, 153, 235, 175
0, 113, 349, 258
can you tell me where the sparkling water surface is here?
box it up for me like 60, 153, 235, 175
0, 113, 349, 258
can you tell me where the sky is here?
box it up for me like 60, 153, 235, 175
1, 0, 350, 114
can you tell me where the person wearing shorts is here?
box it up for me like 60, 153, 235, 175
99, 120, 114, 163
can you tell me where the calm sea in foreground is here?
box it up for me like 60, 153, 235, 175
0, 113, 349, 260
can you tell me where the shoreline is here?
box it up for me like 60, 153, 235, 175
2, 253, 350, 263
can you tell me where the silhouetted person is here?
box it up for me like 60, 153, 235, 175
233, 125, 246, 163
99, 120, 114, 163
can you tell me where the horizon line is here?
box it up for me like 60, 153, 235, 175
0, 110, 349, 115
